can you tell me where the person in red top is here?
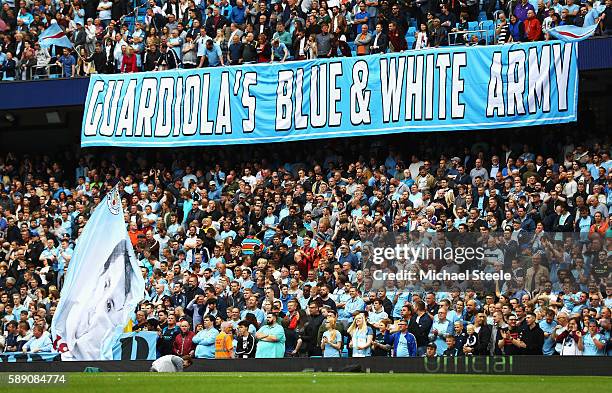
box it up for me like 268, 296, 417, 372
256, 33, 271, 63
387, 22, 407, 52
121, 46, 139, 73
127, 221, 143, 246
523, 10, 542, 41
173, 320, 196, 356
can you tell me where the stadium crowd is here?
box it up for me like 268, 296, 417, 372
0, 131, 611, 358
0, 0, 610, 79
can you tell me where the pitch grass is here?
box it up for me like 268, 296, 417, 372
3, 373, 611, 393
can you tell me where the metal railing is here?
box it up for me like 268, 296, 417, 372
448, 29, 491, 46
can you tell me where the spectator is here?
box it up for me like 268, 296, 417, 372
387, 21, 406, 52
515, 0, 536, 22
369, 22, 387, 53
235, 320, 257, 358
414, 23, 429, 49
347, 313, 373, 357
255, 313, 286, 358
270, 38, 289, 63
354, 24, 372, 55
321, 317, 342, 357
256, 33, 271, 63
173, 320, 196, 356
55, 47, 76, 78
524, 10, 542, 41
157, 43, 180, 70
21, 325, 52, 353
215, 321, 234, 358
121, 46, 138, 73
384, 319, 417, 357
508, 14, 525, 42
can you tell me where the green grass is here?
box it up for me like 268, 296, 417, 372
2, 373, 611, 393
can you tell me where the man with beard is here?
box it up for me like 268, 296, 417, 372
255, 313, 286, 358
498, 314, 523, 355
158, 314, 181, 356
184, 275, 204, 306
303, 301, 325, 356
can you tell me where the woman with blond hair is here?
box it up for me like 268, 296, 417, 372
347, 313, 373, 357
321, 318, 342, 357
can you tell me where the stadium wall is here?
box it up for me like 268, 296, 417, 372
0, 356, 610, 375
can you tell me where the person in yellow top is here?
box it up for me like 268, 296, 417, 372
215, 322, 235, 359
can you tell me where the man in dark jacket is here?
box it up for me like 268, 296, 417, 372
303, 301, 324, 356
143, 44, 161, 71
475, 313, 493, 355
73, 22, 87, 48
87, 43, 107, 73
517, 312, 545, 355
370, 23, 388, 54
241, 32, 258, 63
408, 300, 432, 356
205, 7, 229, 38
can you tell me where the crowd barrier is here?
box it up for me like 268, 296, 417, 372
0, 356, 609, 375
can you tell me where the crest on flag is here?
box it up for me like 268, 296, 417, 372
107, 187, 121, 215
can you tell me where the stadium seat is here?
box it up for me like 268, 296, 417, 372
409, 18, 417, 27
487, 30, 495, 43
406, 36, 415, 49
407, 26, 416, 36
480, 20, 494, 31
478, 12, 488, 22
468, 21, 478, 31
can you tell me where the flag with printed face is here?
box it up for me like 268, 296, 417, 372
51, 187, 145, 360
547, 24, 598, 42
38, 22, 73, 49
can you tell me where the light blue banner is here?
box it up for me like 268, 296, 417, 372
81, 41, 578, 148
105, 331, 158, 360
0, 352, 61, 362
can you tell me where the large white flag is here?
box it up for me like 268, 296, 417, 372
51, 187, 145, 360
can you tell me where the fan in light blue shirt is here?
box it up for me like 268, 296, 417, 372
22, 328, 53, 353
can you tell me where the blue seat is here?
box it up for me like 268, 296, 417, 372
406, 36, 415, 49
487, 30, 495, 43
480, 20, 494, 30
407, 26, 416, 36
468, 21, 478, 31
478, 12, 488, 22
409, 18, 417, 27
348, 42, 356, 51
